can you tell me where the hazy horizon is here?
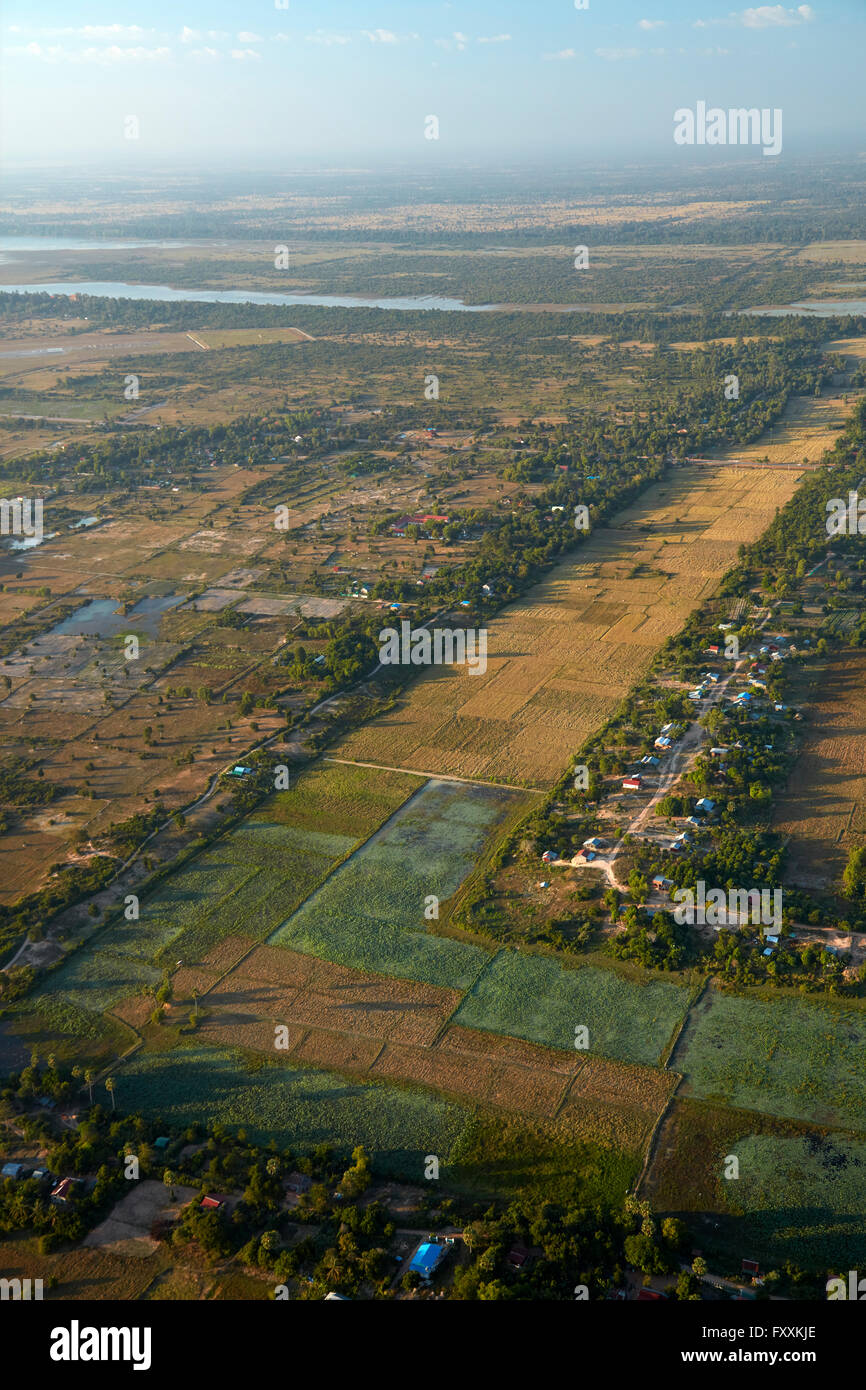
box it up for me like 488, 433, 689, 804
2, 1, 864, 168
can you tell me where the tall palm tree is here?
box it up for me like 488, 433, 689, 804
105, 1077, 116, 1111
84, 1069, 94, 1104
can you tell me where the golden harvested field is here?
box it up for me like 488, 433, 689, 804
335, 463, 805, 786
371, 1041, 571, 1118
711, 392, 859, 465
773, 648, 866, 890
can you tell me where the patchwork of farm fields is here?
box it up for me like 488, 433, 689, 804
644, 1098, 866, 1268
31, 761, 424, 1017
334, 463, 804, 786
674, 987, 866, 1131
184, 944, 676, 1149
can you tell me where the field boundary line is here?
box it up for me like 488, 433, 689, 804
632, 978, 706, 1197
324, 756, 546, 795
551, 1068, 581, 1121
664, 976, 710, 1073
428, 948, 505, 1048
633, 1079, 682, 1201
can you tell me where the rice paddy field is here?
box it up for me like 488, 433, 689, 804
334, 463, 805, 786
268, 777, 521, 989
674, 988, 866, 1131
644, 1098, 866, 1269
454, 952, 691, 1067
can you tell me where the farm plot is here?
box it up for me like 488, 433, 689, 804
35, 950, 163, 1016
269, 778, 519, 990
453, 952, 690, 1067
208, 945, 462, 1046
116, 1043, 474, 1172
644, 1097, 866, 1270
674, 988, 866, 1131
772, 648, 866, 890
334, 464, 804, 786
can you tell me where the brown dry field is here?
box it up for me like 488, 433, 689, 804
773, 648, 866, 891
207, 944, 461, 1047
0, 460, 329, 901
335, 463, 806, 786
192, 327, 312, 348
0, 1233, 166, 1299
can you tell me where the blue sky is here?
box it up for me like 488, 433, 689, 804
1, 2, 863, 166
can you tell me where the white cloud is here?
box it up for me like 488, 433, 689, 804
74, 24, 150, 39
81, 45, 171, 63
191, 47, 220, 60
362, 28, 399, 43
305, 30, 352, 46
596, 47, 641, 60
435, 30, 470, 51
697, 3, 815, 26
638, 19, 667, 29
543, 48, 576, 60
237, 32, 262, 43
477, 33, 511, 43
742, 4, 815, 25
179, 27, 200, 43
230, 48, 261, 61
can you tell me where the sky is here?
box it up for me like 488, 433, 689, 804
1, 1, 864, 168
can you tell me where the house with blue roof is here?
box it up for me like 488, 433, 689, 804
409, 1242, 447, 1281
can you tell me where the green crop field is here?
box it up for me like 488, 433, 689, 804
454, 952, 690, 1067
729, 1131, 866, 1269
644, 1097, 866, 1271
116, 1042, 474, 1175
676, 988, 866, 1131
268, 778, 519, 989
